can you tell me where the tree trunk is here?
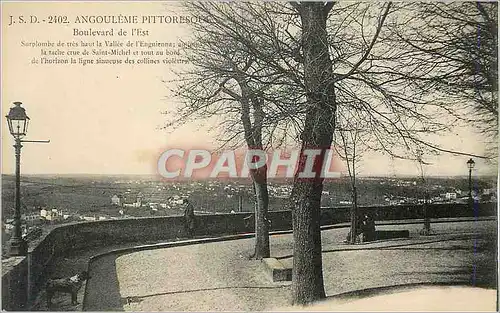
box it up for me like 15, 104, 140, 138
292, 183, 327, 304
421, 192, 431, 235
253, 167, 270, 259
349, 186, 358, 244
236, 76, 270, 260
291, 2, 336, 305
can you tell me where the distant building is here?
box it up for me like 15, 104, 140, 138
22, 213, 41, 224
111, 194, 122, 206
431, 196, 444, 203
44, 208, 63, 221
168, 195, 184, 205
122, 192, 144, 208
339, 200, 352, 205
445, 192, 457, 200
389, 199, 404, 206
136, 192, 143, 206
482, 188, 495, 195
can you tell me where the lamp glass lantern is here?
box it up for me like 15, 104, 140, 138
467, 158, 475, 170
5, 102, 30, 138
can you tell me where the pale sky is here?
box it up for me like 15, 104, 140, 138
1, 1, 497, 177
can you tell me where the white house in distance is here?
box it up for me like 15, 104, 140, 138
40, 208, 48, 219
168, 195, 184, 205
445, 192, 457, 200
111, 194, 122, 206
44, 208, 63, 221
81, 216, 97, 221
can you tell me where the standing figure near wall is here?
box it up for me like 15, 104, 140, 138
182, 199, 196, 238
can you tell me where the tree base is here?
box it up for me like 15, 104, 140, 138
344, 231, 363, 244
246, 254, 256, 260
419, 227, 434, 236
9, 237, 28, 256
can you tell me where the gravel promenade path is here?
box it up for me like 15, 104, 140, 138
84, 220, 497, 311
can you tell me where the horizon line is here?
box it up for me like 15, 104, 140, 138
1, 173, 496, 178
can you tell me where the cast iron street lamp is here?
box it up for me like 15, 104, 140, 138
5, 102, 49, 256
467, 158, 475, 208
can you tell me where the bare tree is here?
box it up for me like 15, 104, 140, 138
415, 148, 432, 235
166, 4, 269, 259
164, 1, 491, 306
286, 2, 335, 303
388, 2, 498, 155
286, 1, 492, 303
166, 2, 311, 260
334, 108, 365, 244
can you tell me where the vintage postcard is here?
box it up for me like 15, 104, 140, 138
1, 1, 498, 311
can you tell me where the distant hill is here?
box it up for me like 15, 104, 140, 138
1, 174, 496, 220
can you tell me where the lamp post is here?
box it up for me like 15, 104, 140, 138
5, 102, 49, 256
467, 158, 475, 208
6, 102, 29, 256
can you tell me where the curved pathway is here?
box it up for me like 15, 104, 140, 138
84, 220, 497, 311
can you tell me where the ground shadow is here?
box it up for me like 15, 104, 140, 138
273, 235, 484, 261
390, 238, 498, 289
83, 252, 130, 311
382, 246, 470, 251
322, 234, 486, 254
124, 285, 288, 304
325, 281, 484, 303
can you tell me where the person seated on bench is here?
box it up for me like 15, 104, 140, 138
361, 213, 376, 242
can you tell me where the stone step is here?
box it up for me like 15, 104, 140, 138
374, 230, 410, 240
261, 258, 292, 282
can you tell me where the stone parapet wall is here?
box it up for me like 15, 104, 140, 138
2, 202, 496, 310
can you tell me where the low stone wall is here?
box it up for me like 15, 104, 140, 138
2, 201, 497, 310
2, 257, 28, 311
321, 202, 498, 224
